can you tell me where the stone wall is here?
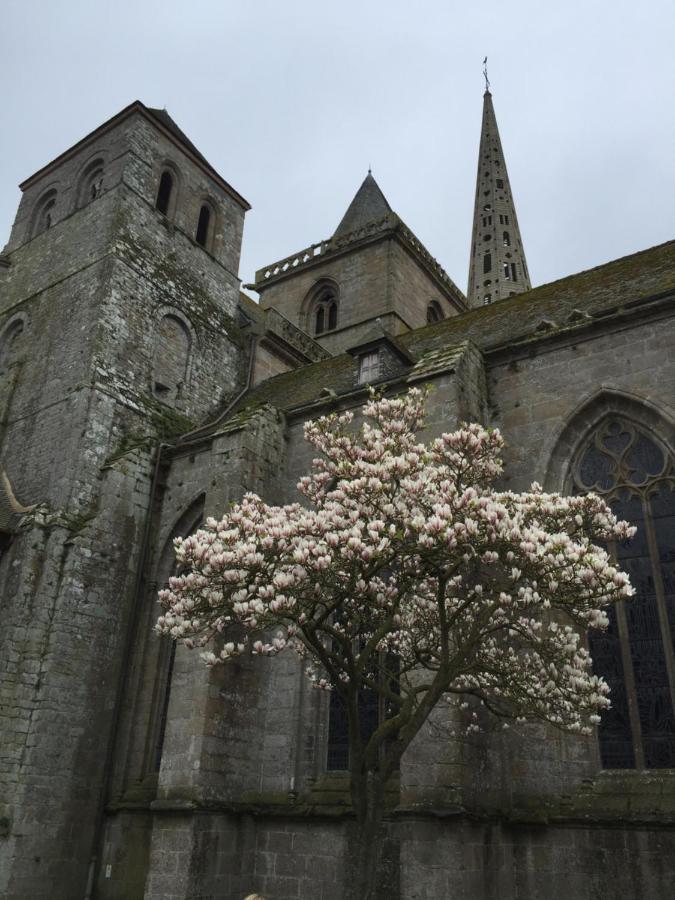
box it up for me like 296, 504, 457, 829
0, 106, 249, 899
256, 233, 462, 356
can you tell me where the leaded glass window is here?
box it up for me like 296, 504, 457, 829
572, 419, 675, 768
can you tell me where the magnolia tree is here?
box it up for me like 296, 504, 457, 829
157, 388, 634, 900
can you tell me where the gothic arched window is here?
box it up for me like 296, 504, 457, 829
426, 301, 443, 324
310, 284, 339, 336
327, 653, 399, 771
572, 419, 675, 769
150, 500, 204, 775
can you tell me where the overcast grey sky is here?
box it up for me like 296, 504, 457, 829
2, 0, 674, 294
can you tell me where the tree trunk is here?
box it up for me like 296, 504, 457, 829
345, 773, 386, 900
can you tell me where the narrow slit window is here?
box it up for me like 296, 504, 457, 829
503, 263, 510, 280
511, 262, 517, 281
503, 231, 510, 246
328, 302, 338, 331
483, 253, 491, 274
195, 205, 211, 247
315, 306, 325, 335
156, 171, 174, 215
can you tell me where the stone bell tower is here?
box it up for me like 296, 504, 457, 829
0, 100, 250, 899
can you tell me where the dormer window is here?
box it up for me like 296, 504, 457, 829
358, 351, 380, 384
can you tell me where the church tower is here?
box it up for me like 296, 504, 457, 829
467, 83, 531, 308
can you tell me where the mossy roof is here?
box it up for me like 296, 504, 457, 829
213, 238, 675, 426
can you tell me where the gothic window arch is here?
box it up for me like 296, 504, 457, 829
327, 652, 399, 771
150, 501, 205, 772
138, 496, 205, 779
31, 189, 58, 238
76, 157, 105, 208
306, 280, 339, 336
426, 301, 444, 324
571, 418, 675, 768
152, 311, 193, 404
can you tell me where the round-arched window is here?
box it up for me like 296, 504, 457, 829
572, 419, 675, 769
156, 170, 175, 217
77, 159, 105, 208
31, 190, 57, 238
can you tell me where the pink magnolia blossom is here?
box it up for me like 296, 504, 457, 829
157, 388, 635, 747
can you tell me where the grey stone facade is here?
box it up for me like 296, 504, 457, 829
1, 99, 674, 900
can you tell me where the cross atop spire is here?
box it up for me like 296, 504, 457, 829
467, 86, 531, 308
483, 56, 490, 93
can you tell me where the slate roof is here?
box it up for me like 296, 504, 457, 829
333, 173, 392, 238
146, 107, 215, 172
207, 238, 675, 426
19, 101, 250, 210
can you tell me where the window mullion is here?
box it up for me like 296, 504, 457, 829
613, 594, 646, 768
642, 492, 675, 716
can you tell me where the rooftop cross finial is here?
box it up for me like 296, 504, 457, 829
483, 56, 490, 92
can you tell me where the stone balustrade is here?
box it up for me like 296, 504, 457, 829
264, 307, 330, 362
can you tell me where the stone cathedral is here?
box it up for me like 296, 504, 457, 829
1, 88, 674, 900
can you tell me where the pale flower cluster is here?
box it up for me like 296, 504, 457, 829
157, 388, 635, 738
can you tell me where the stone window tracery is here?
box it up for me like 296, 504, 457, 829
310, 283, 339, 336
572, 419, 675, 768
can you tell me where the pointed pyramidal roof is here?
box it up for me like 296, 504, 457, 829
467, 89, 531, 309
333, 172, 392, 238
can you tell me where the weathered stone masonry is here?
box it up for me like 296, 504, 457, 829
1, 98, 675, 900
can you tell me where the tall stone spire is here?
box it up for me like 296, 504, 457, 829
467, 87, 531, 308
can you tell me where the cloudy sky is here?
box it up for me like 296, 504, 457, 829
2, 1, 674, 294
